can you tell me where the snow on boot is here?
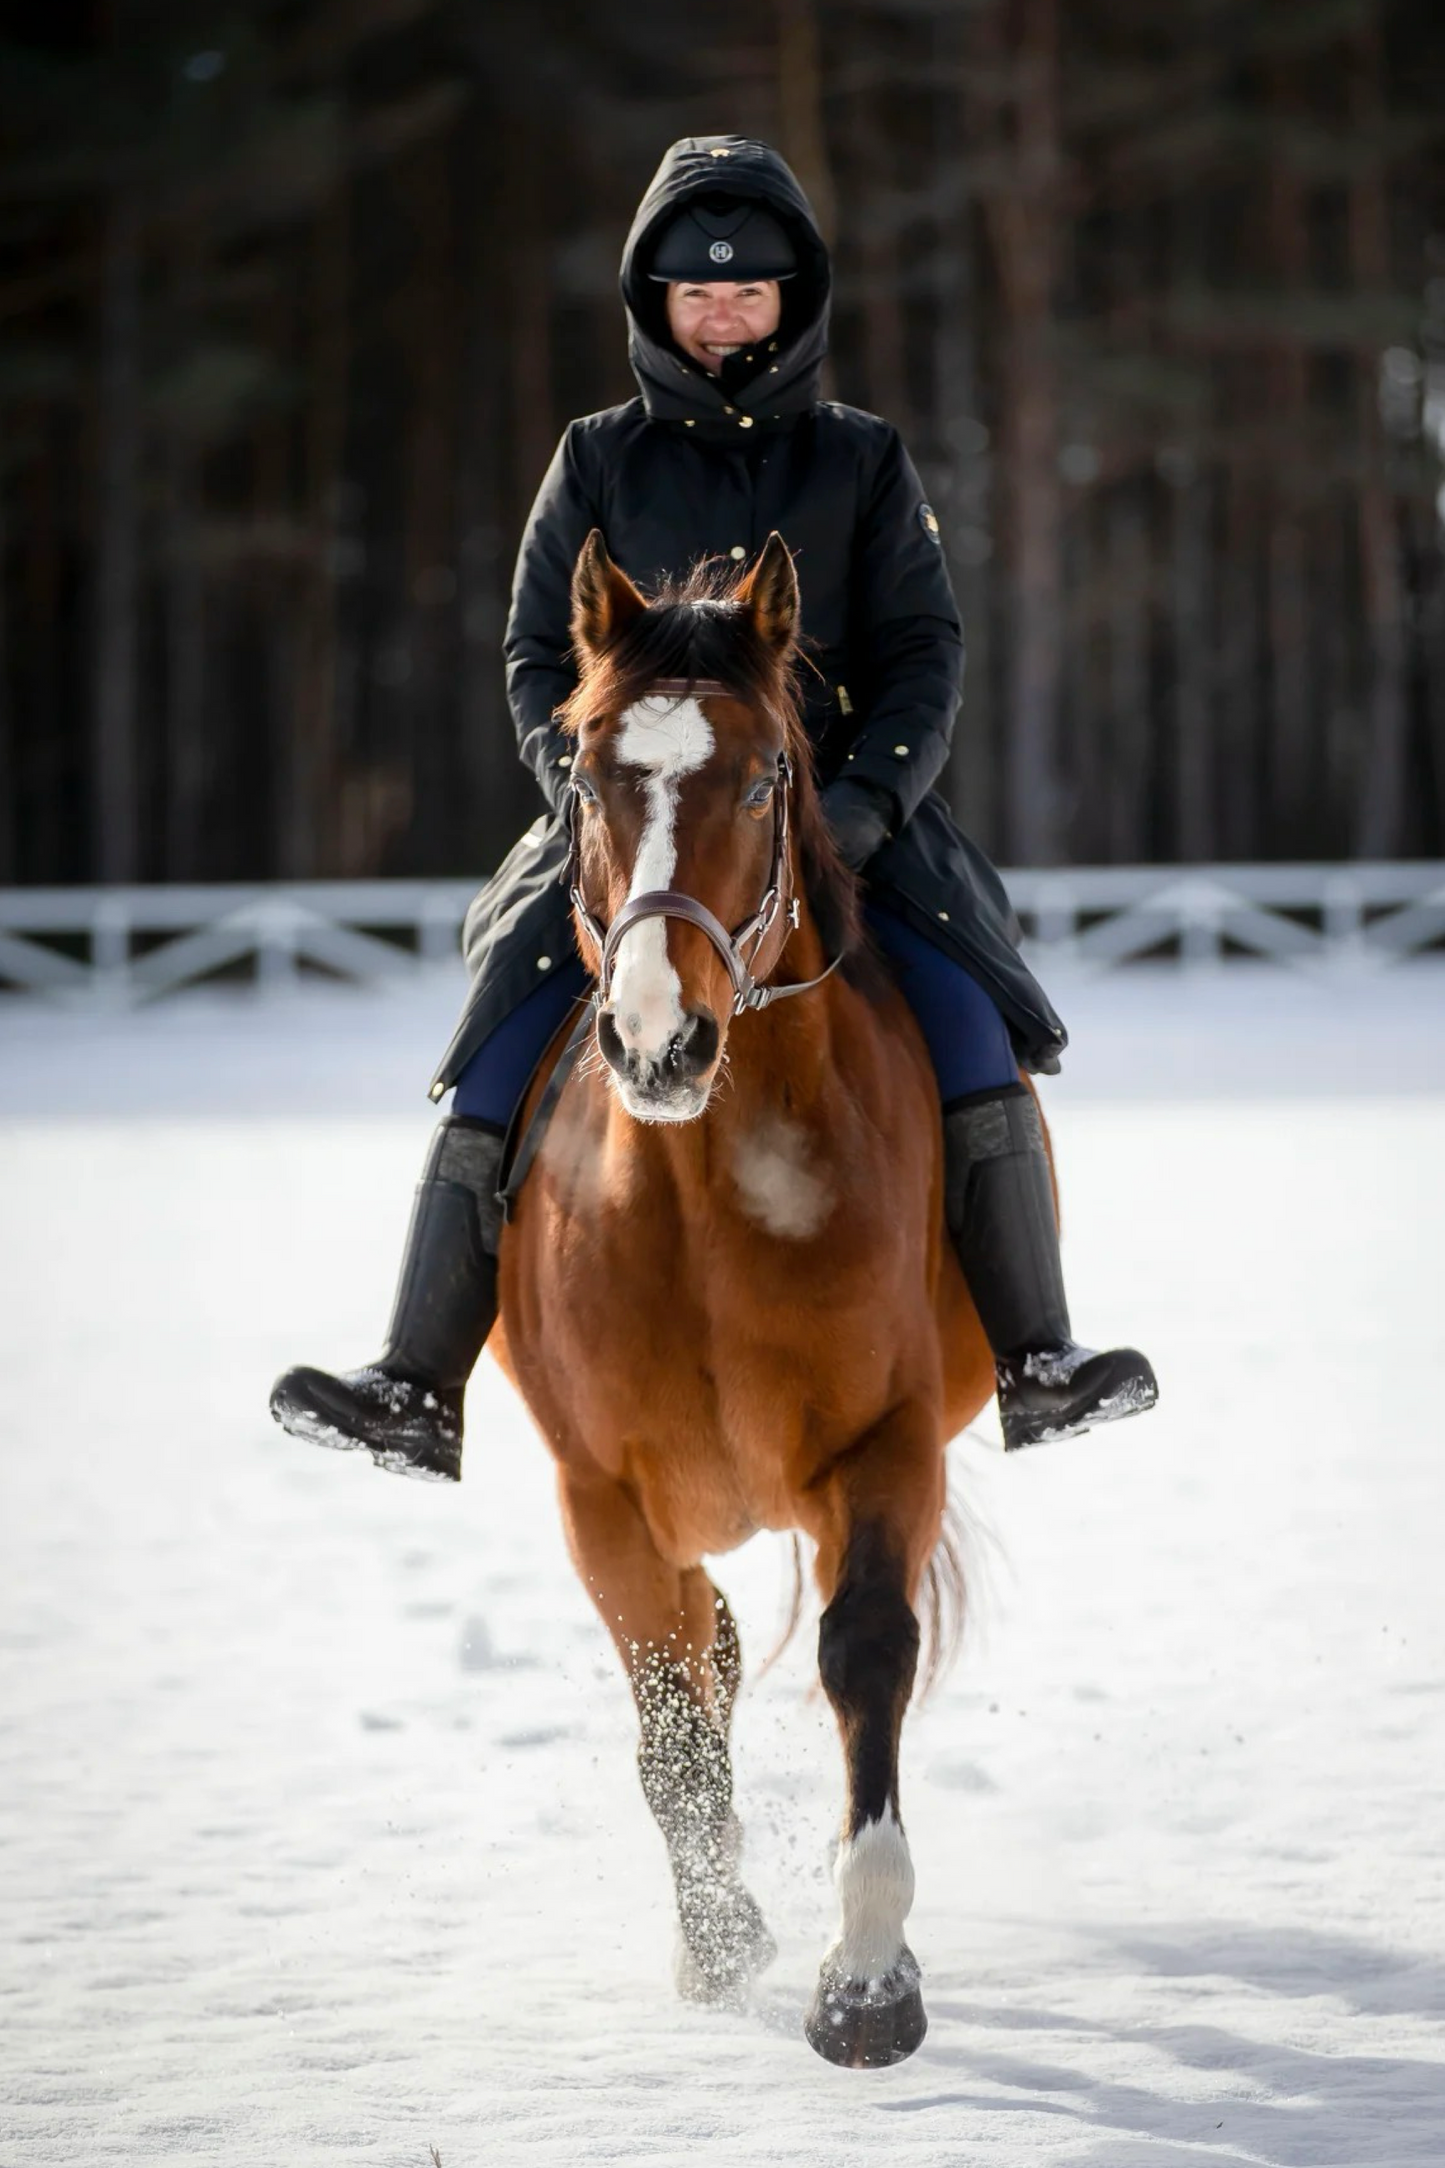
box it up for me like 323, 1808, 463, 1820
993, 1343, 1158, 1453
270, 1366, 468, 1484
269, 1117, 505, 1482
943, 1088, 1158, 1451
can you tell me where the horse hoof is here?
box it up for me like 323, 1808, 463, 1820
804, 1948, 927, 2068
674, 1887, 777, 2006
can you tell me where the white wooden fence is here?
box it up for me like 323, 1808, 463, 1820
1, 863, 1442, 1008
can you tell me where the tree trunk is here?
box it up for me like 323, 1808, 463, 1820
987, 0, 1063, 864
1349, 21, 1409, 857
1168, 187, 1214, 862
776, 0, 835, 248
92, 188, 142, 883
0, 470, 10, 883
505, 112, 554, 540
851, 15, 910, 435
1217, 474, 1262, 860
413, 137, 458, 872
1107, 483, 1150, 862
1264, 74, 1312, 853
937, 5, 993, 848
163, 227, 207, 881
1173, 463, 1213, 859
455, 108, 531, 874
289, 179, 351, 876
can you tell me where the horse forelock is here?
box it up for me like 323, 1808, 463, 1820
560, 559, 862, 965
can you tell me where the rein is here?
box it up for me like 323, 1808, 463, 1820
564, 677, 843, 1018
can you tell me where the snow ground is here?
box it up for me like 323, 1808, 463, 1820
2, 961, 1443, 2167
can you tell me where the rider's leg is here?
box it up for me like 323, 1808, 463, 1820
269, 959, 589, 1481
866, 905, 1157, 1449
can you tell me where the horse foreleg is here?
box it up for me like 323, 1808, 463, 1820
709, 1582, 743, 1738
556, 1469, 774, 2005
800, 1420, 942, 2068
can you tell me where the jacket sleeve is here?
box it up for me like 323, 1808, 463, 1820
842, 428, 965, 831
505, 422, 601, 813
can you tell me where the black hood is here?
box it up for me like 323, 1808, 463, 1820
619, 136, 830, 436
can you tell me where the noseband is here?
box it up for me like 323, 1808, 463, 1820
564, 677, 842, 1018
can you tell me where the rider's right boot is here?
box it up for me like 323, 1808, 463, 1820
268, 1116, 505, 1484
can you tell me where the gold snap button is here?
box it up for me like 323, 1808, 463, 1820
739, 415, 754, 429
729, 545, 746, 561
893, 744, 909, 755
536, 955, 552, 971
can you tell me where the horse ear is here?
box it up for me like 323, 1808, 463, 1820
571, 530, 646, 655
736, 531, 799, 653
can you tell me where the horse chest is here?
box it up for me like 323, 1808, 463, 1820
511, 1088, 930, 1543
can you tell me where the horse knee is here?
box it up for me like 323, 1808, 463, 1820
817, 1572, 920, 1717
634, 1656, 732, 1842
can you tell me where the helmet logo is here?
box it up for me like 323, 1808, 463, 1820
709, 240, 734, 264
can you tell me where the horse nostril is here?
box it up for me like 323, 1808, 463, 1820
668, 1010, 720, 1078
598, 1005, 719, 1085
596, 1009, 625, 1070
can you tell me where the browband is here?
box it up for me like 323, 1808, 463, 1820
640, 678, 733, 698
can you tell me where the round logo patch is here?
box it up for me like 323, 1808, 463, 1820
709, 239, 734, 265
918, 503, 941, 543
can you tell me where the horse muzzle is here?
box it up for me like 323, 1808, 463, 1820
596, 1005, 721, 1123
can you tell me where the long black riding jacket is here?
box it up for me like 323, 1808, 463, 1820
429, 136, 1066, 1100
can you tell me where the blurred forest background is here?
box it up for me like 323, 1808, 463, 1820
2, 0, 1443, 886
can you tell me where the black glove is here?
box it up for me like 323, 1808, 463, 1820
821, 777, 895, 870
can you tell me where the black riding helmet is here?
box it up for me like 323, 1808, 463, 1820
647, 197, 798, 284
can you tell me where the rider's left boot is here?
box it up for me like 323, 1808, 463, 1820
942, 1087, 1158, 1451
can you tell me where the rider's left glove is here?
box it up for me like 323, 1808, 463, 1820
821, 777, 895, 870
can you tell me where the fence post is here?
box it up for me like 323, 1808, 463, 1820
92, 894, 132, 1007
256, 900, 300, 994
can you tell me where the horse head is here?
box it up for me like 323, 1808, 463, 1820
562, 530, 853, 1123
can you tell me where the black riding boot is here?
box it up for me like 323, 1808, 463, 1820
943, 1087, 1158, 1450
269, 1117, 505, 1483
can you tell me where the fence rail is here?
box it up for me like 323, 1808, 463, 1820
1, 864, 1443, 1008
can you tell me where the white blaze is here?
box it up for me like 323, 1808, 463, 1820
827, 1810, 915, 1983
609, 696, 714, 1058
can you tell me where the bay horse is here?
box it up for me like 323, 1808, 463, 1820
490, 530, 1012, 2067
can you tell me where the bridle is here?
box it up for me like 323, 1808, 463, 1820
563, 677, 842, 1018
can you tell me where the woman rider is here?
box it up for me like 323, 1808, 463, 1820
270, 136, 1157, 1479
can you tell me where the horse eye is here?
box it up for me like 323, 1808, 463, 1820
744, 777, 776, 811
573, 774, 599, 807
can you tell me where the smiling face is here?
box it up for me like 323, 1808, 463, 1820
665, 280, 783, 371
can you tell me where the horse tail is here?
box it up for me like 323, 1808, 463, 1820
756, 1535, 807, 1683
917, 1495, 969, 1699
